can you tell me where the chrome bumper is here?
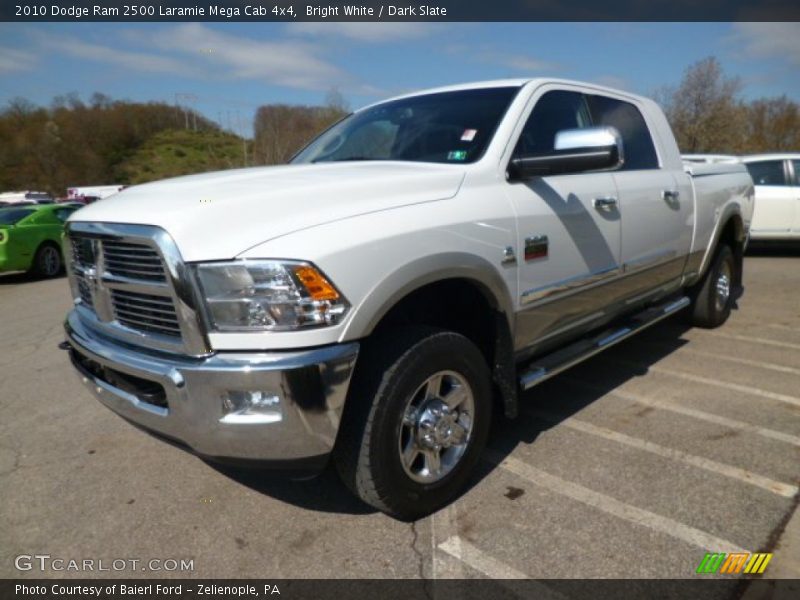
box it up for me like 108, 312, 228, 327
64, 310, 359, 466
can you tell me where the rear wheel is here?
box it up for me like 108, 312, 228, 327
334, 327, 492, 520
688, 244, 735, 328
31, 243, 63, 278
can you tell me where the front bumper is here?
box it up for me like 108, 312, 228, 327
63, 310, 359, 468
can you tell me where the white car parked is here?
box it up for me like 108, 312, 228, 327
741, 154, 800, 241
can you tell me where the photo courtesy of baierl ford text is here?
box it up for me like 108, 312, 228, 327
1, 1, 800, 598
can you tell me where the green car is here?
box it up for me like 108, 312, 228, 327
0, 204, 80, 277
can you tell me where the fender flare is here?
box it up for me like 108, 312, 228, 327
341, 253, 519, 417
341, 251, 515, 341
695, 204, 745, 282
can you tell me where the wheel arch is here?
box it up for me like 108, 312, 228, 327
697, 208, 746, 288
342, 252, 519, 418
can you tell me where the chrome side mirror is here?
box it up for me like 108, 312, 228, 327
509, 126, 624, 179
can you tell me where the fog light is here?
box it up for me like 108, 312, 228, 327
221, 390, 282, 424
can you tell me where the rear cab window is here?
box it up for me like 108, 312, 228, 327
586, 95, 659, 170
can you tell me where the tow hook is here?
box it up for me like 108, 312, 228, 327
58, 341, 71, 351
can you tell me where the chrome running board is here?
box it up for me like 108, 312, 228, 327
518, 296, 690, 391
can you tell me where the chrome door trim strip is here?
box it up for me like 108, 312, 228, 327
520, 264, 620, 306
623, 277, 682, 306
621, 249, 678, 274
527, 310, 606, 346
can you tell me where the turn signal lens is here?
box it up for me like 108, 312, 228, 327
293, 266, 340, 301
194, 260, 349, 331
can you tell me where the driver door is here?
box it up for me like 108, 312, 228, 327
503, 89, 623, 355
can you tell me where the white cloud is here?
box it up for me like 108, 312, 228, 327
288, 22, 441, 43
730, 22, 800, 66
0, 47, 37, 73
493, 54, 557, 72
147, 24, 347, 90
31, 33, 190, 75
443, 42, 557, 74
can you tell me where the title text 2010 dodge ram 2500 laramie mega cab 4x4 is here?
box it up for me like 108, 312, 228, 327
62, 79, 754, 520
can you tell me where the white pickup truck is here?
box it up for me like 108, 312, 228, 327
62, 79, 754, 520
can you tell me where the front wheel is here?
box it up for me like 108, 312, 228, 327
334, 327, 492, 520
688, 244, 735, 328
31, 243, 63, 278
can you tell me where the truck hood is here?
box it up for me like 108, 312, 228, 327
69, 162, 465, 261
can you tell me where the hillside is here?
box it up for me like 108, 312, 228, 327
116, 129, 250, 184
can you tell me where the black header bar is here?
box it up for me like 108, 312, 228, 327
3, 0, 800, 22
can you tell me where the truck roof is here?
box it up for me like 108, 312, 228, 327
361, 78, 650, 111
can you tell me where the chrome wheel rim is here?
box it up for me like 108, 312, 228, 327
42, 247, 60, 276
715, 262, 731, 312
398, 370, 475, 484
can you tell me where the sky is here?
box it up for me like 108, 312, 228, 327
1, 22, 799, 137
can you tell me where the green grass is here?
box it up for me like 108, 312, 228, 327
116, 129, 251, 184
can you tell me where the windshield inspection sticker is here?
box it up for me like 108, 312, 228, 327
461, 129, 478, 141
447, 150, 468, 161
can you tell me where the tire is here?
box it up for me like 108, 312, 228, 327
688, 244, 735, 328
30, 243, 63, 278
334, 327, 492, 520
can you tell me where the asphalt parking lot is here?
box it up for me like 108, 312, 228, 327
1, 249, 799, 585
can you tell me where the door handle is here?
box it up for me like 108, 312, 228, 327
593, 196, 618, 209
662, 189, 680, 201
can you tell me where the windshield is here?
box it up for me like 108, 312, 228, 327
292, 87, 520, 165
0, 208, 35, 225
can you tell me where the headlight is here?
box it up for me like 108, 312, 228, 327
194, 260, 348, 331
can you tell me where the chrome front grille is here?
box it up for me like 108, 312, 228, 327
77, 277, 94, 308
65, 222, 209, 356
111, 289, 181, 337
102, 240, 166, 283
70, 237, 95, 266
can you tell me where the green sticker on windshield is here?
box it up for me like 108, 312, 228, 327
447, 150, 468, 161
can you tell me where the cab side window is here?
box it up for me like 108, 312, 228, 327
514, 91, 592, 157
587, 95, 658, 170
793, 161, 800, 185
745, 161, 787, 186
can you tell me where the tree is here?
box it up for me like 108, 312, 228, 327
742, 96, 800, 152
659, 57, 745, 153
0, 93, 224, 195
253, 91, 349, 165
